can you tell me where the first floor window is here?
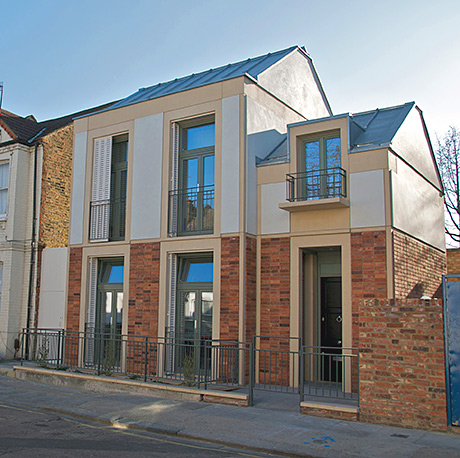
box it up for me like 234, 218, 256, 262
0, 162, 9, 218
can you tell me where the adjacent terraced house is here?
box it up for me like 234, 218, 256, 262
0, 104, 112, 359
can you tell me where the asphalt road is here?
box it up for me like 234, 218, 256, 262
0, 402, 285, 458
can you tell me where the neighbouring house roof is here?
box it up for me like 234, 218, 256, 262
102, 46, 301, 113
0, 102, 116, 145
257, 102, 416, 165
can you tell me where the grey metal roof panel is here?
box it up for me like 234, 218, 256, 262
256, 136, 288, 166
107, 46, 298, 112
350, 102, 414, 149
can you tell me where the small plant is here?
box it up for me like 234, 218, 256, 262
182, 352, 196, 387
101, 342, 117, 376
37, 336, 49, 368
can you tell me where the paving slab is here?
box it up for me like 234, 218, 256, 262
0, 362, 459, 458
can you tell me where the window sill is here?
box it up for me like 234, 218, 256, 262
279, 197, 349, 212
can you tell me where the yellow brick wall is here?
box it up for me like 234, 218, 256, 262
39, 124, 73, 248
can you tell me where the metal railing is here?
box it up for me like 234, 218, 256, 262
20, 328, 250, 391
168, 185, 214, 236
300, 346, 359, 403
20, 329, 359, 408
89, 198, 126, 241
286, 167, 346, 202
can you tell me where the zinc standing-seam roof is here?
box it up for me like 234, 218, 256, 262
107, 46, 299, 112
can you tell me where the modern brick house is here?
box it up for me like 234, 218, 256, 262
64, 46, 447, 428
0, 105, 112, 359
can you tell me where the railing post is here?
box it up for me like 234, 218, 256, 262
20, 329, 25, 366
204, 340, 209, 390
56, 330, 62, 369
248, 341, 254, 407
97, 330, 103, 376
299, 343, 304, 409
197, 340, 202, 390
144, 336, 149, 382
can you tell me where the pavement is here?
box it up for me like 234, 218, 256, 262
1, 361, 460, 458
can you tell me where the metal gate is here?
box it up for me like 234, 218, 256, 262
443, 275, 460, 426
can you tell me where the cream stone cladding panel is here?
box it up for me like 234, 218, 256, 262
70, 131, 88, 245
392, 155, 445, 251
246, 97, 293, 234
221, 96, 240, 234
131, 113, 163, 240
260, 182, 289, 234
391, 107, 441, 188
257, 49, 331, 119
350, 170, 386, 228
38, 247, 68, 328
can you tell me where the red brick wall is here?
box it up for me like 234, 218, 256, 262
244, 236, 257, 343
128, 242, 160, 336
351, 231, 387, 348
66, 247, 82, 332
447, 248, 460, 274
220, 236, 240, 341
359, 298, 447, 431
393, 231, 445, 299
260, 237, 290, 338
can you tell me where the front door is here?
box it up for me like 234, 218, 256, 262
320, 277, 342, 381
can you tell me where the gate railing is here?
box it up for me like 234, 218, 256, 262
20, 329, 359, 407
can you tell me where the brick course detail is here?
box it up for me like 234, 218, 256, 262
447, 248, 460, 274
359, 298, 447, 431
244, 236, 257, 342
66, 247, 82, 332
351, 231, 387, 348
128, 242, 160, 336
220, 236, 240, 341
393, 231, 445, 299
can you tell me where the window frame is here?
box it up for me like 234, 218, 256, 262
0, 161, 10, 220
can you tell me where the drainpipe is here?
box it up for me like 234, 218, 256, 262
24, 139, 41, 358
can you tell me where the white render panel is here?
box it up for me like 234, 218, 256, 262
392, 158, 445, 251
131, 113, 164, 240
221, 96, 240, 234
350, 170, 385, 228
261, 182, 289, 234
70, 131, 88, 245
38, 247, 68, 329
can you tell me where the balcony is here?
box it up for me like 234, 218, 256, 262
169, 185, 214, 236
279, 167, 348, 212
89, 198, 126, 242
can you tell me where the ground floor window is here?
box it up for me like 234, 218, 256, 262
175, 254, 213, 372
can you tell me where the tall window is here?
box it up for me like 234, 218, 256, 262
169, 119, 215, 236
90, 134, 128, 242
0, 162, 9, 219
297, 133, 344, 200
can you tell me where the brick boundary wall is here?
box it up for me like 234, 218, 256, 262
393, 231, 446, 299
128, 242, 160, 336
359, 298, 447, 431
66, 247, 83, 332
351, 231, 387, 349
220, 236, 240, 341
447, 248, 460, 274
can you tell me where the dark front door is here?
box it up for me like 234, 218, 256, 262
320, 277, 342, 381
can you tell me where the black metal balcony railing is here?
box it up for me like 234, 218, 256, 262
169, 185, 214, 236
89, 198, 126, 241
286, 167, 346, 202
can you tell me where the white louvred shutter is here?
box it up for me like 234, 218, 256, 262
86, 258, 98, 365
90, 136, 112, 241
166, 253, 177, 371
169, 123, 179, 236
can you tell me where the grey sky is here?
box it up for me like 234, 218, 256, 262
1, 0, 459, 138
